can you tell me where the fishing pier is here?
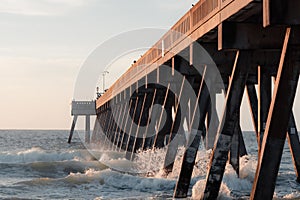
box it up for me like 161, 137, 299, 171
89, 0, 300, 199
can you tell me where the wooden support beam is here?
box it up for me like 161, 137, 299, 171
116, 105, 127, 150
121, 91, 137, 151
153, 87, 175, 149
174, 67, 209, 198
269, 78, 300, 182
102, 109, 110, 146
101, 108, 108, 130
246, 84, 259, 137
205, 86, 219, 150
91, 115, 100, 142
132, 94, 148, 153
162, 77, 187, 175
125, 96, 139, 156
98, 114, 107, 142
112, 103, 124, 149
250, 27, 300, 200
202, 51, 251, 199
103, 108, 114, 148
130, 93, 147, 160
258, 66, 272, 151
85, 115, 91, 143
224, 80, 247, 174
142, 89, 157, 150
239, 126, 247, 157
107, 104, 118, 149
152, 84, 170, 148
263, 0, 300, 27
126, 93, 142, 156
68, 115, 78, 143
229, 116, 240, 176
219, 22, 286, 50
147, 89, 164, 148
224, 82, 247, 175
229, 116, 247, 176
120, 99, 133, 151
287, 113, 300, 183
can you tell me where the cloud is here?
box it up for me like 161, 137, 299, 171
0, 0, 89, 16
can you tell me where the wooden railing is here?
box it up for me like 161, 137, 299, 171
97, 0, 252, 108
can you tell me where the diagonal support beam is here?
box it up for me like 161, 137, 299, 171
224, 80, 248, 175
112, 103, 124, 149
174, 66, 209, 198
270, 79, 300, 183
120, 98, 133, 151
229, 114, 241, 176
68, 115, 78, 143
125, 95, 139, 156
163, 76, 187, 177
142, 89, 157, 150
152, 84, 170, 148
201, 50, 251, 199
130, 93, 147, 160
251, 27, 300, 200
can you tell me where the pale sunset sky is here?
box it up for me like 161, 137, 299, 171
0, 0, 299, 130
0, 0, 197, 129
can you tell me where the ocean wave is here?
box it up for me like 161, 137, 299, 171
16, 168, 176, 191
0, 147, 96, 164
191, 155, 260, 199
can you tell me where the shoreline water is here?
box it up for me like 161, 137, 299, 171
0, 130, 299, 199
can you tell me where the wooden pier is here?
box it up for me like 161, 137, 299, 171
91, 0, 300, 199
68, 100, 96, 143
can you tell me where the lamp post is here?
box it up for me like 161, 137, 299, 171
102, 71, 109, 93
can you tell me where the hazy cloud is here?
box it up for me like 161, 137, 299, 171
0, 0, 89, 16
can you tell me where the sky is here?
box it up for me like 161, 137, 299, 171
0, 0, 198, 129
0, 0, 299, 131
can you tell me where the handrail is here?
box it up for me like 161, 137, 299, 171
96, 0, 250, 108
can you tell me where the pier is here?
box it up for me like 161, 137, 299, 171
68, 100, 96, 143
91, 0, 300, 199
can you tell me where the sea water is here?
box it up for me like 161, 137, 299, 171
0, 130, 299, 199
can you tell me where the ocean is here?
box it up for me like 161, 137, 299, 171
0, 130, 299, 199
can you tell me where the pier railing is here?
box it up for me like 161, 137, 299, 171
96, 0, 253, 108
